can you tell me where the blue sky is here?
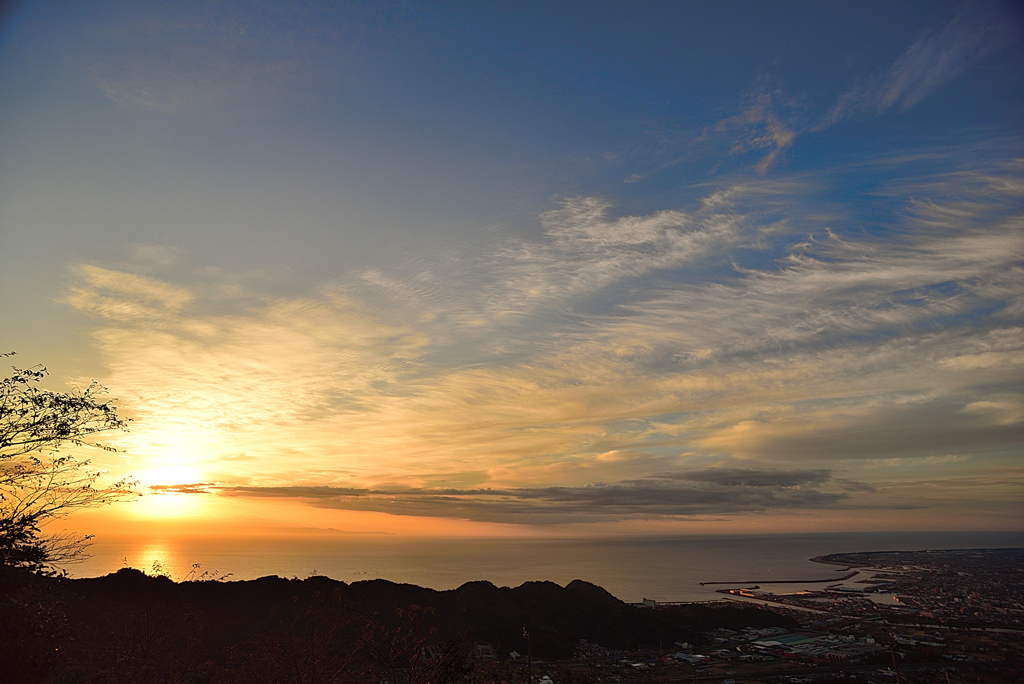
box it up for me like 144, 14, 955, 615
1, 0, 1022, 536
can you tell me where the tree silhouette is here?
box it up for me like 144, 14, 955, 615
0, 354, 137, 574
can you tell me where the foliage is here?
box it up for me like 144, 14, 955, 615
0, 354, 137, 574
0, 569, 70, 684
33, 569, 808, 683
342, 603, 466, 684
0, 514, 50, 573
54, 570, 466, 684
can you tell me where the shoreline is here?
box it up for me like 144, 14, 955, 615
808, 554, 872, 569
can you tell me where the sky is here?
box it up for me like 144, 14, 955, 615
1, 0, 1022, 539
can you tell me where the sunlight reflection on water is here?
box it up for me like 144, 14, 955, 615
125, 542, 180, 578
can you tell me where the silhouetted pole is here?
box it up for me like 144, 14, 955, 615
888, 633, 903, 684
523, 625, 532, 684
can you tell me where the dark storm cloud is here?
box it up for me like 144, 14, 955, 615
218, 468, 851, 524
835, 479, 877, 493
661, 468, 832, 487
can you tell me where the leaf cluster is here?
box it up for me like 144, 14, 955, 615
1, 363, 126, 459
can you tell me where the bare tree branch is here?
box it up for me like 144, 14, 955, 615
1, 356, 138, 574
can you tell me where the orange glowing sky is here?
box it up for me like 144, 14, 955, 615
3, 1, 1023, 541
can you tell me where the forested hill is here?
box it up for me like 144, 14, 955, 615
3, 568, 797, 682
68, 569, 795, 657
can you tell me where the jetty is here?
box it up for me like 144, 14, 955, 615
700, 571, 857, 586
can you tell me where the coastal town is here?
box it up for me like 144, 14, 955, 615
498, 548, 1023, 684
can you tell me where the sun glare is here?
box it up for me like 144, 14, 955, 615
134, 466, 207, 519
142, 466, 201, 487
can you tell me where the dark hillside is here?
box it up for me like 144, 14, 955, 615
5, 568, 797, 682
66, 569, 794, 657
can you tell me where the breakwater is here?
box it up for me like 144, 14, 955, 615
700, 571, 857, 586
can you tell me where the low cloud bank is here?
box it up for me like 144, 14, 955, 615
216, 468, 857, 524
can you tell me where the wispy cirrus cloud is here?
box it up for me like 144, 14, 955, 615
816, 2, 1017, 130
490, 196, 739, 312
65, 264, 194, 319
623, 87, 799, 182
623, 4, 1016, 183
719, 91, 797, 174
63, 149, 1024, 527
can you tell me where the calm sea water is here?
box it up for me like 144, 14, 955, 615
69, 531, 1023, 603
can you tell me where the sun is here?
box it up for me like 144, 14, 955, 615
133, 466, 208, 519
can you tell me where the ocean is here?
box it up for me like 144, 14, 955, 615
68, 530, 1023, 603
